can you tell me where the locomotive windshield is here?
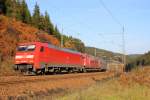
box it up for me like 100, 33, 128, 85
17, 45, 36, 51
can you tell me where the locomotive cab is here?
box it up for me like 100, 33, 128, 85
14, 43, 37, 74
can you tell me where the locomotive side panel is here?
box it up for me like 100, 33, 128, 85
84, 54, 102, 69
38, 43, 84, 68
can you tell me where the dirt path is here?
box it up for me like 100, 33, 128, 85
0, 72, 115, 99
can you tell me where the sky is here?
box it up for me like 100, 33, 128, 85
26, 0, 150, 54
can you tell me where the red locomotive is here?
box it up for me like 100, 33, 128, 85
14, 42, 106, 75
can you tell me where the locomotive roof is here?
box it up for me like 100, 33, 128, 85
18, 42, 103, 59
47, 43, 82, 55
18, 42, 82, 55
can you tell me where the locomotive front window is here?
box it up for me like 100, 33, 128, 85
17, 46, 27, 51
27, 45, 36, 51
17, 45, 36, 51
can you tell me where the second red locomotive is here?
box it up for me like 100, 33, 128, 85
14, 42, 106, 74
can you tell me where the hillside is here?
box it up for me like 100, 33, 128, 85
85, 47, 123, 62
133, 51, 150, 65
0, 15, 60, 57
139, 51, 150, 65
127, 54, 142, 63
0, 15, 60, 75
1, 0, 85, 53
125, 51, 150, 71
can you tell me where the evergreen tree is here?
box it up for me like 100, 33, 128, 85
0, 0, 6, 14
16, 1, 23, 20
54, 26, 61, 40
5, 0, 15, 17
21, 0, 31, 24
38, 14, 46, 30
44, 11, 54, 34
32, 2, 40, 28
5, 0, 22, 20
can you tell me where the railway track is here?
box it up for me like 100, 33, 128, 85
0, 72, 114, 86
0, 72, 119, 98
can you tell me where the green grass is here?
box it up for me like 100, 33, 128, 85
56, 79, 150, 100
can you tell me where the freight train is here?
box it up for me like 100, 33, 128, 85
14, 42, 107, 75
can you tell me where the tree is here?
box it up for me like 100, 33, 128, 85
38, 14, 46, 30
32, 2, 40, 28
64, 38, 75, 49
5, 0, 15, 17
54, 25, 61, 40
72, 38, 85, 52
5, 0, 31, 23
44, 11, 54, 34
21, 0, 31, 24
0, 0, 6, 14
5, 0, 22, 20
63, 36, 85, 52
15, 0, 22, 20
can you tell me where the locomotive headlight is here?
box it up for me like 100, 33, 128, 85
16, 61, 20, 63
15, 55, 23, 59
26, 55, 34, 58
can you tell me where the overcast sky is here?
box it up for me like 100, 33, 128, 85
26, 0, 150, 54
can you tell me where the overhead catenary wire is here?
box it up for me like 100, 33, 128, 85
98, 0, 122, 27
98, 0, 126, 67
49, 1, 112, 45
49, 0, 125, 64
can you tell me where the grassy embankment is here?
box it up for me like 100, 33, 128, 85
56, 67, 150, 100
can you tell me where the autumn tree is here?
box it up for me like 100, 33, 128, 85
72, 38, 85, 52
63, 36, 85, 52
